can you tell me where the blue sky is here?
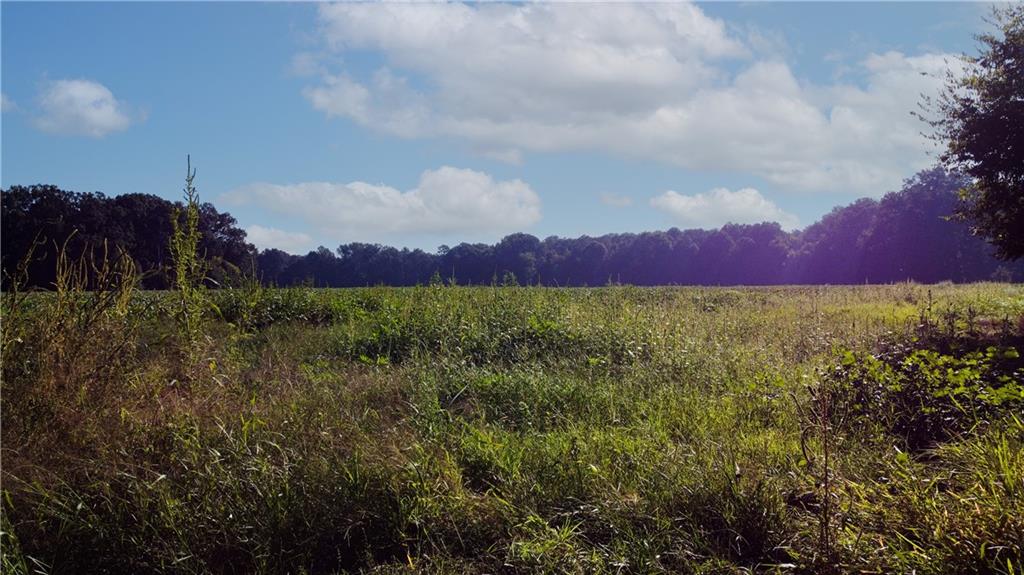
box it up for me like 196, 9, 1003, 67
1, 2, 994, 254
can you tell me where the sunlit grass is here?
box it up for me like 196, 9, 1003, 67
2, 283, 1022, 573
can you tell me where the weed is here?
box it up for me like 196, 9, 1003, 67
169, 155, 208, 365
2, 283, 1022, 573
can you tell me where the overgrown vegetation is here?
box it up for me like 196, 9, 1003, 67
2, 278, 1022, 573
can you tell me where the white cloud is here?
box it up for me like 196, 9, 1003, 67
34, 79, 132, 137
245, 225, 315, 254
308, 3, 740, 133
302, 3, 958, 195
304, 69, 433, 139
650, 187, 799, 230
290, 52, 325, 77
1, 93, 15, 113
599, 192, 634, 208
223, 166, 541, 242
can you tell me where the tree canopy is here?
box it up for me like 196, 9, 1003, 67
4, 167, 1023, 290
1, 185, 256, 289
928, 4, 1024, 260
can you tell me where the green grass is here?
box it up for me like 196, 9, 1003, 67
2, 283, 1022, 574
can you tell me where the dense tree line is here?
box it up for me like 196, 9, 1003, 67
1, 185, 256, 289
3, 168, 1022, 289
259, 168, 1022, 286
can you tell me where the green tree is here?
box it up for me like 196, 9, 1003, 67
926, 5, 1024, 260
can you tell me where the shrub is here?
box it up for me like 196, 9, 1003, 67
824, 340, 1023, 449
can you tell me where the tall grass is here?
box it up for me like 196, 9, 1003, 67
1, 282, 1022, 573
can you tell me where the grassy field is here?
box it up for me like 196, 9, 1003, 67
2, 281, 1023, 574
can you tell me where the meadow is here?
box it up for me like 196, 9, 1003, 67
2, 274, 1023, 573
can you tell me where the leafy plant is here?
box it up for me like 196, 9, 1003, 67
169, 155, 208, 363
824, 341, 1023, 449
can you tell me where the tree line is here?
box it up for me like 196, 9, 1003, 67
3, 167, 1022, 289
1, 186, 256, 289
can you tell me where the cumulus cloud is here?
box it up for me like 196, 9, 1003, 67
245, 225, 315, 254
34, 79, 132, 137
223, 166, 541, 242
599, 192, 634, 208
302, 2, 957, 195
650, 187, 799, 230
307, 3, 739, 137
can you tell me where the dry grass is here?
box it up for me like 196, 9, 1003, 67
2, 281, 1022, 573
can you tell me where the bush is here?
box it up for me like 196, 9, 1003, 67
824, 339, 1023, 449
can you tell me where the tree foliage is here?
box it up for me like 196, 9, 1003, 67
253, 168, 1021, 287
928, 4, 1024, 260
1, 185, 255, 290
4, 167, 1023, 289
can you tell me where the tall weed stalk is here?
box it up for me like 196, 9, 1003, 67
169, 155, 207, 364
